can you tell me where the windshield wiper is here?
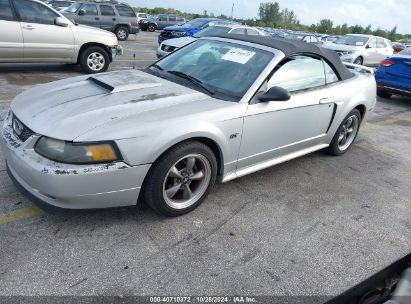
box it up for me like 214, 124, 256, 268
151, 63, 164, 71
167, 70, 215, 95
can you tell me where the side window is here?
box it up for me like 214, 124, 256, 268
267, 56, 326, 92
0, 0, 15, 21
100, 5, 115, 16
176, 17, 184, 22
368, 38, 377, 48
81, 4, 97, 16
115, 5, 136, 17
168, 15, 176, 22
377, 38, 386, 48
323, 60, 339, 84
246, 29, 260, 36
230, 28, 246, 35
14, 0, 58, 25
139, 13, 147, 19
158, 15, 167, 21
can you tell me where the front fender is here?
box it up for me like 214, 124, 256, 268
115, 119, 243, 174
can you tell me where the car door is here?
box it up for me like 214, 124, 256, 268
0, 0, 23, 61
377, 38, 392, 62
75, 3, 99, 28
237, 55, 336, 170
157, 15, 167, 29
98, 4, 116, 31
12, 0, 74, 62
365, 37, 379, 65
167, 15, 177, 27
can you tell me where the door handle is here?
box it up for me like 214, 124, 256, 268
112, 18, 116, 21
95, 17, 100, 20
23, 25, 34, 30
319, 98, 332, 104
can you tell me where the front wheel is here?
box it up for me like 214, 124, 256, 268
79, 46, 109, 74
326, 109, 361, 156
148, 24, 157, 32
142, 141, 217, 217
353, 57, 363, 65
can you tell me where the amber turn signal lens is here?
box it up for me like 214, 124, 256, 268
88, 145, 118, 161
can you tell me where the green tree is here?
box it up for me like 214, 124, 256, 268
388, 25, 397, 41
316, 19, 333, 33
258, 2, 282, 27
280, 8, 299, 30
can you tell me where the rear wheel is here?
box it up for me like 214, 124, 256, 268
354, 57, 363, 65
377, 89, 392, 99
326, 109, 361, 156
79, 46, 109, 74
142, 141, 217, 217
115, 26, 129, 41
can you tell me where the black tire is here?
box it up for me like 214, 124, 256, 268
79, 46, 110, 74
326, 109, 362, 156
115, 26, 129, 41
354, 57, 363, 65
142, 141, 217, 217
147, 24, 157, 32
377, 89, 392, 98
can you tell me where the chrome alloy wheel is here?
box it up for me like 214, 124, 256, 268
87, 52, 105, 72
338, 114, 359, 151
117, 29, 127, 40
163, 154, 212, 210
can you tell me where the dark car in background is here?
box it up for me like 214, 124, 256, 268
62, 2, 139, 40
375, 48, 411, 98
158, 18, 237, 44
140, 14, 186, 32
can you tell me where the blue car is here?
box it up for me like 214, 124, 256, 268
375, 48, 411, 98
158, 18, 238, 44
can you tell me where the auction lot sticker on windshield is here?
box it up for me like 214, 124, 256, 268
222, 48, 256, 64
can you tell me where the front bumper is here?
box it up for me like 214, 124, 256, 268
1, 116, 150, 211
111, 45, 123, 59
156, 47, 168, 58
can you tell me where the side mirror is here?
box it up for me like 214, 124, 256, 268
257, 86, 291, 102
55, 17, 70, 27
78, 9, 85, 16
365, 44, 371, 49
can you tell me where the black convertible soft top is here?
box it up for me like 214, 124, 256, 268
212, 34, 354, 81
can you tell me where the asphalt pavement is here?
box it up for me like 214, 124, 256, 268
0, 31, 410, 298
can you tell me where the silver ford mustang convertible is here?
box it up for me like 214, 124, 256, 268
1, 35, 376, 216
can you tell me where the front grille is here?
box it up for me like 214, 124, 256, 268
12, 114, 34, 142
161, 44, 176, 52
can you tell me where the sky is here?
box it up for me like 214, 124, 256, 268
128, 0, 411, 34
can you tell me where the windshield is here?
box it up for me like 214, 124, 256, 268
333, 35, 369, 46
182, 18, 208, 29
64, 2, 81, 13
193, 26, 231, 38
399, 48, 411, 55
152, 39, 273, 101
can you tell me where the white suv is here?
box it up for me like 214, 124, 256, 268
0, 0, 123, 73
322, 34, 393, 66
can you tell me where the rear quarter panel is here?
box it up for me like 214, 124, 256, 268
325, 73, 376, 142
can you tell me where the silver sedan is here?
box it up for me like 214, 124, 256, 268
1, 35, 376, 216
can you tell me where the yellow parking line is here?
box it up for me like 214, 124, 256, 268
0, 206, 44, 225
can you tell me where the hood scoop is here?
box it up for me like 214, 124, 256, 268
88, 70, 162, 93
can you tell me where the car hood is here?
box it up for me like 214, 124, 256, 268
164, 25, 195, 32
71, 24, 117, 39
10, 70, 232, 142
162, 36, 196, 48
322, 43, 362, 51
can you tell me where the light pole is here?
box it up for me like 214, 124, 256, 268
231, 1, 234, 20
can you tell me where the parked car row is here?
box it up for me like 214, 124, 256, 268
157, 23, 266, 58
0, 0, 122, 73
61, 2, 139, 41
139, 14, 187, 32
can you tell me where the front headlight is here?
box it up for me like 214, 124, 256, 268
35, 137, 121, 164
341, 51, 355, 56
